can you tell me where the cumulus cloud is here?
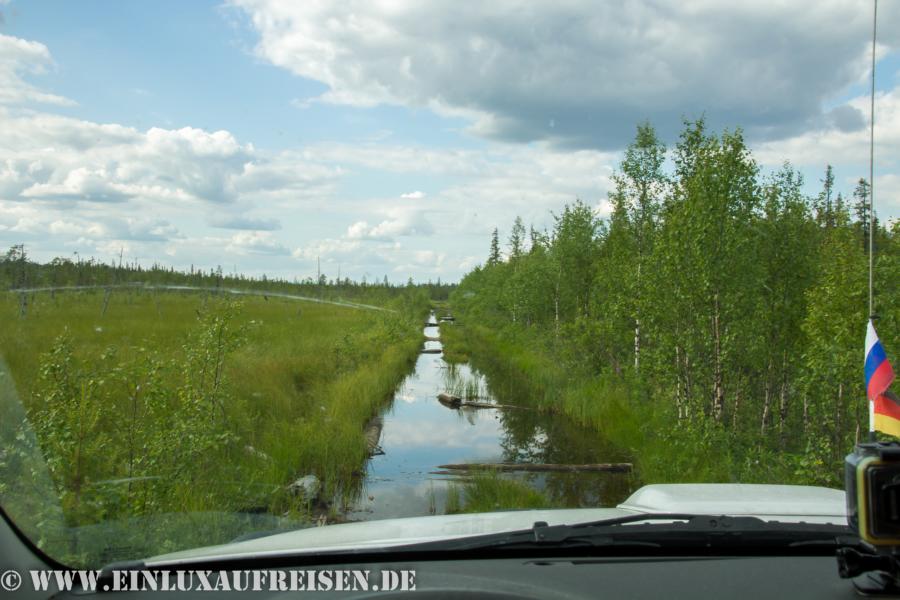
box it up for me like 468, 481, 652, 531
293, 238, 362, 261
412, 250, 445, 267
233, 153, 341, 202
874, 173, 900, 219
290, 139, 615, 278
0, 85, 337, 210
0, 34, 74, 106
754, 86, 900, 169
231, 0, 900, 149
22, 168, 143, 203
106, 218, 181, 242
209, 214, 282, 230
0, 114, 254, 205
345, 208, 434, 241
225, 231, 290, 255
400, 190, 425, 199
47, 219, 105, 238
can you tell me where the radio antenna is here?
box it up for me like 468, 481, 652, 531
868, 0, 878, 319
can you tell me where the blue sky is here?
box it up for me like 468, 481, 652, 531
0, 0, 898, 282
5, 1, 479, 152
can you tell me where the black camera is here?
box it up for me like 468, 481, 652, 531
838, 442, 900, 591
845, 442, 900, 547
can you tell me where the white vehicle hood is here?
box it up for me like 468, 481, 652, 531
147, 484, 846, 566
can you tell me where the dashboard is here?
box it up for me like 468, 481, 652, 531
53, 555, 890, 599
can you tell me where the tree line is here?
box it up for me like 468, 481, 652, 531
452, 120, 899, 483
0, 246, 455, 303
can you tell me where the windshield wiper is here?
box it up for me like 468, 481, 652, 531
107, 514, 855, 574
410, 514, 855, 553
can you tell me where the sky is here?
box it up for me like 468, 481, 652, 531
0, 0, 898, 283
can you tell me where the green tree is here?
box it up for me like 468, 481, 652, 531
853, 178, 871, 252
600, 123, 667, 372
508, 217, 526, 261
648, 121, 761, 423
488, 228, 501, 266
551, 200, 600, 327
757, 165, 817, 438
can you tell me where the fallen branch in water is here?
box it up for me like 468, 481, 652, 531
437, 393, 528, 410
436, 462, 633, 473
364, 416, 383, 456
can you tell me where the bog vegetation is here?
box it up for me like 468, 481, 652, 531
450, 119, 899, 487
0, 262, 434, 564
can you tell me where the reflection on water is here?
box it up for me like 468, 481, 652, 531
345, 313, 635, 519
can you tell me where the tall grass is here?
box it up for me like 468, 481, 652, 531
445, 472, 558, 514
436, 323, 470, 364
441, 364, 488, 400
0, 288, 427, 565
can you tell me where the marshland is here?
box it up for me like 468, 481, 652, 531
0, 260, 635, 567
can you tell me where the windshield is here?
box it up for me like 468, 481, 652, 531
0, 0, 897, 569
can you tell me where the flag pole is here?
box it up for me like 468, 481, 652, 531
868, 0, 878, 442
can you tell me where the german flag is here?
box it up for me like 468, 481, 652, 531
874, 392, 900, 438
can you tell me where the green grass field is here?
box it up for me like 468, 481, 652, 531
0, 287, 426, 564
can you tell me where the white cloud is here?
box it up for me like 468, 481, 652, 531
755, 86, 900, 170
412, 250, 445, 267
285, 138, 616, 279
0, 33, 619, 282
48, 219, 105, 237
209, 214, 282, 230
292, 238, 363, 261
0, 34, 75, 107
301, 143, 486, 176
0, 29, 620, 281
233, 153, 341, 202
874, 173, 900, 219
0, 107, 339, 209
225, 231, 290, 255
107, 218, 181, 242
345, 208, 434, 241
22, 167, 144, 203
231, 0, 900, 148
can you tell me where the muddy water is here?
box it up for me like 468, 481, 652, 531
344, 314, 635, 520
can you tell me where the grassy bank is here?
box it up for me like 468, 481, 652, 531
440, 321, 805, 487
0, 287, 427, 564
445, 472, 559, 514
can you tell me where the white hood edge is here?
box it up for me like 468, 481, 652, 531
146, 484, 847, 566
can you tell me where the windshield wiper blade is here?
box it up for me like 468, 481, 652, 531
418, 514, 854, 553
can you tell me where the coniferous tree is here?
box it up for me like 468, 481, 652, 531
488, 228, 501, 266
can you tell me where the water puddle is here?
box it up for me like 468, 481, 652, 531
344, 313, 634, 519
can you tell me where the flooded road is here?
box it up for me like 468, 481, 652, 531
344, 313, 634, 519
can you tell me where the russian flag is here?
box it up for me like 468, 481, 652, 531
867, 320, 898, 436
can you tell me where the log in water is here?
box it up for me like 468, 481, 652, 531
460, 400, 528, 410
436, 462, 633, 473
363, 416, 384, 456
437, 393, 527, 410
437, 392, 462, 407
